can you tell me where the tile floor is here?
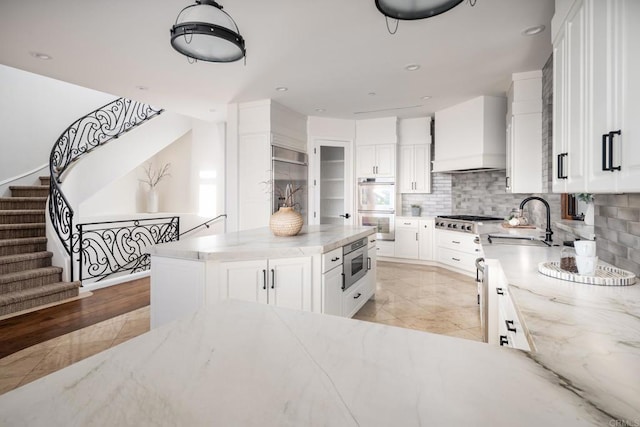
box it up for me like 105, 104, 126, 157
0, 261, 481, 395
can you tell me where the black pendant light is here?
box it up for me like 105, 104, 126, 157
375, 0, 465, 20
170, 0, 246, 63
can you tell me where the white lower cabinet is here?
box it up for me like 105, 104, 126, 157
485, 259, 531, 351
322, 264, 343, 316
395, 218, 419, 259
375, 240, 395, 257
436, 230, 483, 274
219, 257, 312, 311
418, 219, 434, 261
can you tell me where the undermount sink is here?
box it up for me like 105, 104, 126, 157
486, 234, 559, 247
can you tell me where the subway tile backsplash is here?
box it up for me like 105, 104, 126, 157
595, 194, 640, 275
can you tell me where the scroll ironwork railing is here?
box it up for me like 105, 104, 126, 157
48, 98, 163, 280
77, 217, 180, 284
179, 214, 227, 237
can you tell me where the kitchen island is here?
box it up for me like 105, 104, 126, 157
481, 230, 640, 423
147, 225, 377, 327
0, 299, 612, 426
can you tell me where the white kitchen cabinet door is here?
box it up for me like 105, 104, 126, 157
610, 0, 640, 192
509, 113, 543, 193
356, 145, 377, 177
399, 145, 415, 193
219, 257, 312, 310
356, 144, 396, 178
394, 220, 419, 259
269, 257, 312, 311
399, 145, 431, 193
322, 265, 343, 316
418, 219, 434, 261
552, 0, 588, 193
375, 144, 396, 177
366, 242, 377, 295
219, 259, 269, 305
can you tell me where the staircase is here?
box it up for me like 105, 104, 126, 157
0, 176, 80, 316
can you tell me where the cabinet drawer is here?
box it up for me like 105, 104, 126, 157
342, 275, 371, 318
437, 247, 478, 273
367, 235, 377, 249
322, 247, 343, 273
396, 218, 419, 228
376, 240, 395, 257
436, 230, 481, 253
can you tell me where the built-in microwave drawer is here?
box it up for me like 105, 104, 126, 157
322, 247, 343, 273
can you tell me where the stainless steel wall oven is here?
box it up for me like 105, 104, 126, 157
342, 237, 368, 291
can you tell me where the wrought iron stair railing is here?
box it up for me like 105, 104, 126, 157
48, 98, 163, 280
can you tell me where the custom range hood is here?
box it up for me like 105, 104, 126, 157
431, 96, 507, 173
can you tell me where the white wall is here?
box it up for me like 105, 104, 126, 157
0, 64, 115, 183
78, 118, 226, 220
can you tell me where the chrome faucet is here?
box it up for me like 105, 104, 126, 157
519, 196, 553, 244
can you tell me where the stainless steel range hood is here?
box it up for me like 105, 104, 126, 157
431, 96, 507, 173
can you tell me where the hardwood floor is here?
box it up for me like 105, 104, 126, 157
0, 277, 149, 359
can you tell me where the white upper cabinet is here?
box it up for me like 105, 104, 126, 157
553, 0, 640, 193
506, 71, 543, 194
355, 117, 397, 178
398, 117, 431, 194
432, 96, 507, 173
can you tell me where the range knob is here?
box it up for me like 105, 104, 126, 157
452, 224, 458, 229
465, 225, 472, 231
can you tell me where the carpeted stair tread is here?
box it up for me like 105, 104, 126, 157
0, 266, 63, 284
0, 251, 53, 264
0, 210, 45, 224
0, 198, 47, 210
0, 237, 48, 247
8, 186, 48, 190
0, 223, 46, 239
0, 223, 46, 230
0, 281, 80, 315
0, 251, 53, 274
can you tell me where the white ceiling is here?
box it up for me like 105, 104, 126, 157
0, 0, 554, 122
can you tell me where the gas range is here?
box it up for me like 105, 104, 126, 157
435, 215, 504, 234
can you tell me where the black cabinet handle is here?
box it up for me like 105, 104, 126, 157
339, 213, 351, 219
452, 257, 461, 262
499, 335, 509, 346
496, 288, 504, 295
505, 320, 517, 333
505, 176, 510, 189
331, 257, 340, 262
341, 273, 346, 290
353, 292, 362, 299
557, 153, 568, 179
452, 240, 460, 244
271, 269, 275, 289
262, 269, 267, 290
603, 130, 622, 172
367, 257, 372, 270
415, 232, 418, 241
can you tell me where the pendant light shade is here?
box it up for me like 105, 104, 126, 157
170, 0, 246, 63
375, 0, 465, 20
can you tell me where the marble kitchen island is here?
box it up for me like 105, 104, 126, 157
147, 225, 377, 327
0, 299, 612, 426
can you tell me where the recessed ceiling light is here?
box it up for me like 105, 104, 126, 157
421, 95, 432, 100
315, 108, 326, 113
135, 85, 149, 91
276, 87, 288, 92
368, 92, 377, 96
29, 51, 52, 60
405, 64, 420, 71
521, 25, 545, 36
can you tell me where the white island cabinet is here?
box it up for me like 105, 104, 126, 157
148, 225, 376, 328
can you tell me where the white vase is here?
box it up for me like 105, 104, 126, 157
584, 203, 594, 226
147, 188, 158, 213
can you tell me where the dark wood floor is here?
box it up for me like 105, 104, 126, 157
0, 277, 149, 359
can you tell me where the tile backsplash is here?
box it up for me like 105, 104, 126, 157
594, 194, 640, 275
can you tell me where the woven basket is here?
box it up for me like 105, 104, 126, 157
270, 207, 303, 236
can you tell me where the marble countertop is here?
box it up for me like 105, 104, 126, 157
481, 227, 640, 423
0, 300, 614, 426
147, 225, 376, 261
554, 219, 596, 240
